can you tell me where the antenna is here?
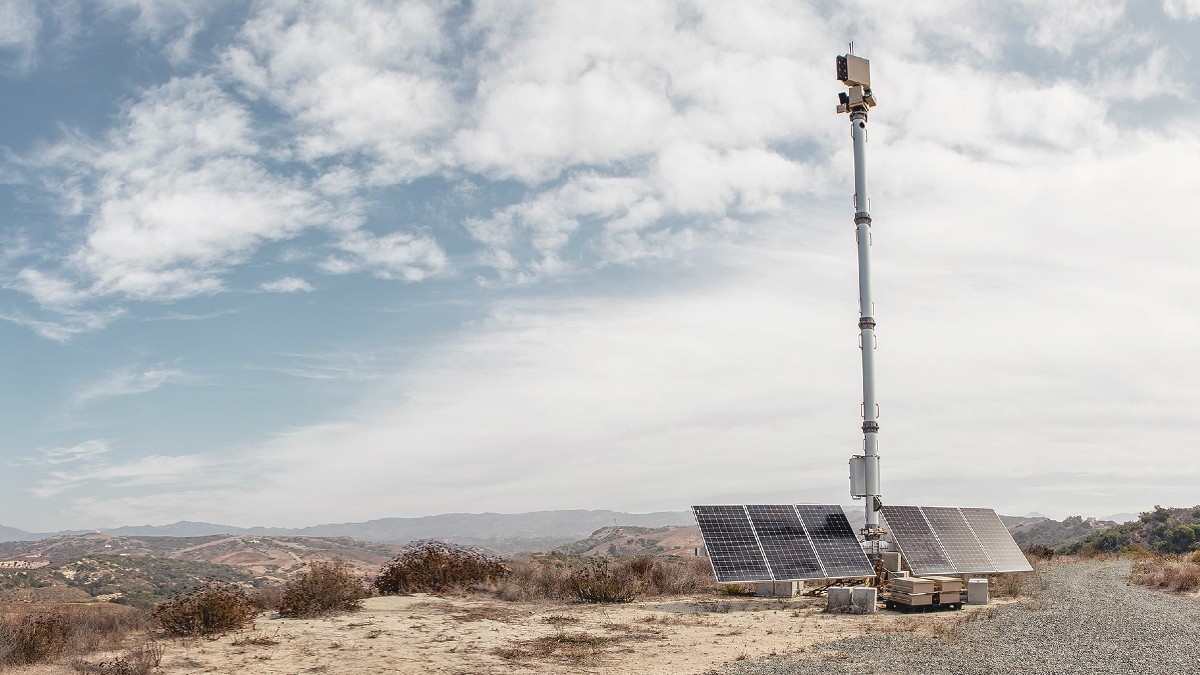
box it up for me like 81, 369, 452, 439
836, 52, 884, 558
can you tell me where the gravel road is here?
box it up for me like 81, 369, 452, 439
707, 560, 1200, 675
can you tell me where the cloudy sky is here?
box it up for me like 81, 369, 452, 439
2, 0, 1199, 532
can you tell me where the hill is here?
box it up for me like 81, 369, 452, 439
0, 509, 696, 554
1010, 515, 1118, 549
554, 526, 701, 557
1062, 505, 1200, 554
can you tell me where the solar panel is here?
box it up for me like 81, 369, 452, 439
921, 506, 994, 573
794, 504, 875, 578
746, 505, 825, 580
880, 505, 957, 576
884, 505, 1032, 575
692, 505, 772, 583
960, 507, 1033, 573
693, 504, 873, 582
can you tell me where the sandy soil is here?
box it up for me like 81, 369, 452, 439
129, 593, 995, 675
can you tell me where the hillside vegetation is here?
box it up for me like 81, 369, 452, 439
1063, 506, 1200, 555
1011, 516, 1117, 549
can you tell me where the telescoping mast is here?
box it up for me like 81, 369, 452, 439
836, 51, 886, 558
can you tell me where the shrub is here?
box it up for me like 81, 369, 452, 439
495, 557, 576, 602
279, 562, 366, 618
154, 582, 256, 637
1130, 555, 1200, 593
0, 614, 70, 666
570, 559, 636, 603
496, 554, 717, 602
0, 604, 149, 669
375, 541, 508, 595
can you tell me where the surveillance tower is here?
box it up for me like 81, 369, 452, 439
836, 51, 886, 556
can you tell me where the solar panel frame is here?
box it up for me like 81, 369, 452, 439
921, 506, 995, 573
960, 507, 1033, 573
692, 505, 772, 583
746, 505, 826, 581
880, 505, 957, 576
794, 504, 875, 579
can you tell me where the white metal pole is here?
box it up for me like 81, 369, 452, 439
852, 109, 881, 537
836, 52, 884, 550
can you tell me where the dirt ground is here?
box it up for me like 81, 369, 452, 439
111, 593, 996, 675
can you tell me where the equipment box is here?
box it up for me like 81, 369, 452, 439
889, 577, 935, 594
925, 576, 964, 593
887, 591, 933, 606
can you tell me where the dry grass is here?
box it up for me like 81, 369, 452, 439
0, 603, 150, 670
69, 642, 163, 675
493, 631, 616, 664
1129, 555, 1200, 593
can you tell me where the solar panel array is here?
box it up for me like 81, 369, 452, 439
693, 504, 875, 583
881, 505, 1033, 576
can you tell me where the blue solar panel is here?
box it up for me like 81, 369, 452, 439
794, 504, 875, 578
692, 505, 771, 583
746, 505, 824, 580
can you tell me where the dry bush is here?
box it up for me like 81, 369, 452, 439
0, 604, 149, 669
1130, 555, 1200, 592
279, 562, 366, 618
495, 558, 576, 602
497, 555, 717, 603
374, 542, 508, 595
250, 585, 285, 612
154, 582, 256, 637
571, 559, 636, 603
0, 613, 69, 666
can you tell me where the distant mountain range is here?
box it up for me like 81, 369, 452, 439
0, 510, 696, 555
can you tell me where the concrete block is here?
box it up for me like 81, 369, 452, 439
755, 581, 799, 597
851, 587, 878, 613
826, 586, 853, 612
882, 551, 902, 572
967, 578, 989, 604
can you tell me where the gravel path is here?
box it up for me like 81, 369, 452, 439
706, 560, 1200, 675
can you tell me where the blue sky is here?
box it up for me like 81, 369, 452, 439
2, 0, 1199, 531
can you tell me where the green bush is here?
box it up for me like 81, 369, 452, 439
279, 562, 366, 618
375, 542, 508, 595
154, 582, 256, 637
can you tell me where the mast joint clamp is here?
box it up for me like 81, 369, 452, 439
862, 421, 880, 433
854, 212, 872, 225
858, 317, 876, 330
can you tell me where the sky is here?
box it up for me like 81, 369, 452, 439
2, 0, 1199, 532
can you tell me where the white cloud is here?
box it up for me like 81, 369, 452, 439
1163, 0, 1200, 20
99, 0, 234, 62
11, 440, 111, 467
74, 365, 194, 404
0, 307, 124, 342
30, 453, 209, 498
260, 276, 314, 293
319, 230, 447, 281
0, 0, 42, 72
222, 0, 454, 179
16, 75, 337, 304
1020, 0, 1126, 56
